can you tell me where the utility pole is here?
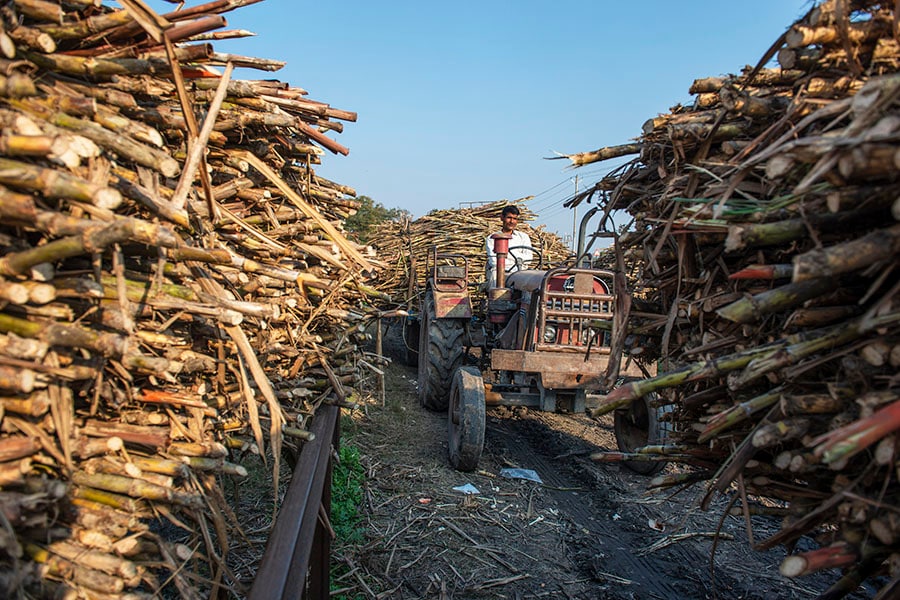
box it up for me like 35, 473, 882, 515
571, 175, 579, 251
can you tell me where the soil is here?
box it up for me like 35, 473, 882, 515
334, 322, 872, 600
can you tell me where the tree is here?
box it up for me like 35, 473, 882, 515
344, 196, 410, 242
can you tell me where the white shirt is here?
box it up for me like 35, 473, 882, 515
485, 229, 533, 287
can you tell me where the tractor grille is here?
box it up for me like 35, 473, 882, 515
534, 269, 615, 353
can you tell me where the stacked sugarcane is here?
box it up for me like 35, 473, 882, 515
369, 199, 573, 309
0, 1, 382, 598
566, 1, 900, 597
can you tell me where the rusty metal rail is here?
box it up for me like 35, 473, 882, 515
249, 404, 340, 600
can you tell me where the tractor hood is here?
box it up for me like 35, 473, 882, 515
504, 269, 547, 293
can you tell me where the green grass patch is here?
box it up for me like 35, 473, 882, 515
332, 444, 365, 545
330, 440, 367, 599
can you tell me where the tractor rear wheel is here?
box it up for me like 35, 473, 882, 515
417, 289, 465, 411
613, 392, 672, 475
448, 366, 485, 472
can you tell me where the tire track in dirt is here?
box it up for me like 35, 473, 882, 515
483, 410, 792, 600
484, 413, 701, 599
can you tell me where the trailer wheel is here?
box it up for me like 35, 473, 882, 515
448, 366, 485, 472
417, 289, 465, 411
613, 392, 671, 475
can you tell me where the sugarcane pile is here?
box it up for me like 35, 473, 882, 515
369, 199, 572, 307
568, 1, 900, 596
0, 1, 381, 598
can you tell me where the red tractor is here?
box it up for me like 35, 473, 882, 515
413, 235, 668, 472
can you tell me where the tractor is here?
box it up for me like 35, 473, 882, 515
412, 232, 668, 473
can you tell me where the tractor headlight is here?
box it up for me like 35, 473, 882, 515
543, 324, 557, 343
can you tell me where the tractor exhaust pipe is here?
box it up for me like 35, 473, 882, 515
490, 233, 511, 288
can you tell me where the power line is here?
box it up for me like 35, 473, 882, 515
528, 180, 575, 208
530, 177, 571, 199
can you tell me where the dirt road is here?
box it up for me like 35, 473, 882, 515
336, 327, 870, 599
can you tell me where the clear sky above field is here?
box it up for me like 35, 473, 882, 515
151, 0, 812, 244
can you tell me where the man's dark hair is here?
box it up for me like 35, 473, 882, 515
501, 205, 520, 217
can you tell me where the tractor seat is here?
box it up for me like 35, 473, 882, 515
436, 265, 466, 281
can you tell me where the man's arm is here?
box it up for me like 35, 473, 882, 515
513, 231, 534, 267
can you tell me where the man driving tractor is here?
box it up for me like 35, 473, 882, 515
485, 205, 533, 288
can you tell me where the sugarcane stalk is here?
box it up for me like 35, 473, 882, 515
0, 156, 121, 209
0, 435, 40, 462
89, 460, 175, 489
54, 275, 199, 304
81, 420, 169, 448
0, 72, 37, 98
698, 388, 782, 443
72, 471, 203, 508
784, 306, 861, 328
786, 20, 886, 48
648, 470, 714, 489
0, 132, 56, 156
780, 542, 859, 578
724, 201, 890, 252
48, 539, 139, 581
72, 499, 148, 535
0, 390, 50, 416
717, 277, 835, 324
811, 398, 900, 465
751, 417, 811, 449
26, 542, 127, 595
167, 440, 227, 458
12, 0, 63, 22
555, 143, 642, 167
0, 332, 48, 361
127, 455, 188, 479
0, 456, 31, 486
668, 121, 747, 142
728, 263, 794, 280
6, 22, 55, 53
0, 219, 177, 276
23, 50, 166, 78
1, 193, 176, 249
282, 426, 315, 441
93, 106, 165, 148
189, 28, 256, 41
26, 102, 180, 177
111, 172, 191, 229
207, 50, 285, 71
728, 316, 887, 390
793, 223, 900, 282
20, 281, 55, 304
589, 341, 783, 416
0, 311, 134, 357
589, 451, 688, 463
179, 455, 247, 477
780, 393, 847, 415
720, 88, 791, 118
0, 279, 28, 304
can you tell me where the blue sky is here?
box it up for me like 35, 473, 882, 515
150, 0, 812, 244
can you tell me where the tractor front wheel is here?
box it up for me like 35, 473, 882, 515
448, 366, 485, 472
417, 289, 465, 411
613, 392, 671, 475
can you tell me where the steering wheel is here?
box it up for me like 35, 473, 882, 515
507, 245, 543, 271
